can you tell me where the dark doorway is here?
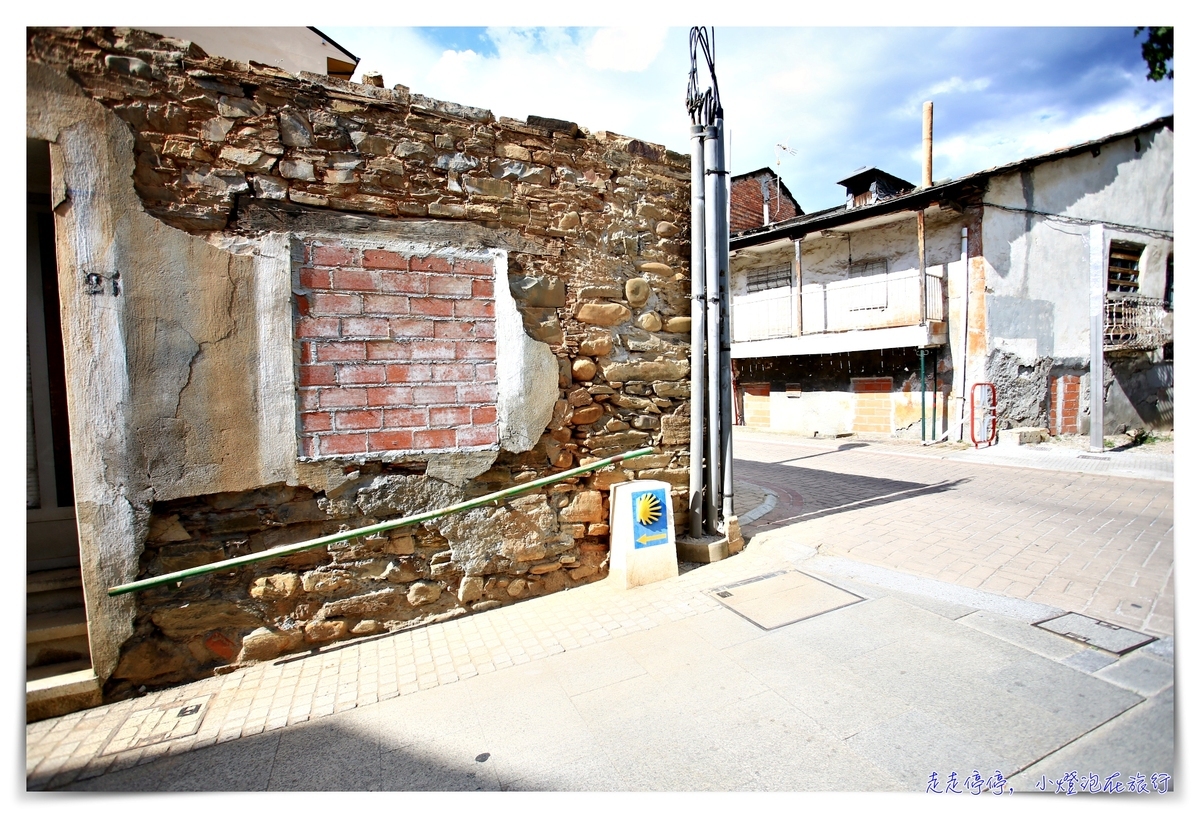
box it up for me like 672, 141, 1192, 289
27, 138, 78, 572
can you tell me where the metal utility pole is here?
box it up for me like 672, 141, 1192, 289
686, 27, 733, 536
688, 123, 707, 538
1089, 223, 1106, 452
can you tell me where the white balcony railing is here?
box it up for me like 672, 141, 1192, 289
732, 269, 945, 342
730, 287, 796, 342
1104, 295, 1171, 351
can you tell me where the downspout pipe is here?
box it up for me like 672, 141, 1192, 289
919, 348, 927, 442
703, 123, 722, 534
689, 124, 707, 538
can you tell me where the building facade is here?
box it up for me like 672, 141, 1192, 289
729, 117, 1174, 442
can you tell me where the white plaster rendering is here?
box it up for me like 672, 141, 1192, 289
732, 323, 947, 358
146, 27, 357, 79
767, 391, 855, 437
494, 248, 559, 453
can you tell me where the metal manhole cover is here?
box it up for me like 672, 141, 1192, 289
707, 569, 864, 630
1033, 613, 1156, 655
102, 695, 211, 755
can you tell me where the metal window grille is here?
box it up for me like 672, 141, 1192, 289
849, 258, 887, 277
746, 264, 792, 293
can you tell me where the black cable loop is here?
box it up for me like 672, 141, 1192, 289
686, 26, 722, 126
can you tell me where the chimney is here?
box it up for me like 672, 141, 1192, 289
922, 101, 933, 188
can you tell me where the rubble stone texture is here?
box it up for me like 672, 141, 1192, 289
27, 27, 694, 695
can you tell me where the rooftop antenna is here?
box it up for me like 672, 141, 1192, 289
771, 142, 798, 218
774, 142, 797, 166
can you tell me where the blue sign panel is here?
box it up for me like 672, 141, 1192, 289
631, 487, 669, 549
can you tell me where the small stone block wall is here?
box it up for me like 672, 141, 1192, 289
740, 383, 771, 429
296, 239, 499, 458
852, 377, 894, 433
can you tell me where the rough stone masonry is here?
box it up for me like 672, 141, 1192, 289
27, 27, 695, 697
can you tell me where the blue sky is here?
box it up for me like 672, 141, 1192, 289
320, 25, 1173, 213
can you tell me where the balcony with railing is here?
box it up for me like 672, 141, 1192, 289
1104, 295, 1171, 351
731, 268, 948, 356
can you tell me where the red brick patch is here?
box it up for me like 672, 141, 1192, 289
414, 428, 456, 449
295, 239, 499, 458
1050, 374, 1082, 435
313, 243, 359, 267
331, 269, 376, 291
363, 249, 410, 270
851, 377, 893, 394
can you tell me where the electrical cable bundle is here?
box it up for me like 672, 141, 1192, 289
686, 27, 722, 127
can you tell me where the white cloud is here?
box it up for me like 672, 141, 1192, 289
317, 26, 1173, 212
925, 76, 991, 97
430, 49, 483, 87
918, 97, 1174, 182
585, 28, 668, 72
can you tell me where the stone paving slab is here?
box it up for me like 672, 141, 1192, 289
1008, 686, 1175, 793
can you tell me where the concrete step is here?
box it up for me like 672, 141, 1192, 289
27, 567, 86, 615
27, 658, 92, 683
28, 608, 88, 643
27, 567, 83, 594
28, 586, 85, 616
26, 667, 102, 723
27, 608, 91, 669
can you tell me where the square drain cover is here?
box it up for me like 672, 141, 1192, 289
1034, 613, 1156, 655
707, 569, 863, 630
102, 695, 211, 755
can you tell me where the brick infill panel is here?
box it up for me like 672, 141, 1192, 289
296, 240, 499, 458
851, 377, 893, 394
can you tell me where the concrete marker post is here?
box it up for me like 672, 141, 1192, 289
608, 480, 679, 589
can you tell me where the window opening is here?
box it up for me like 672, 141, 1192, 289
1107, 243, 1143, 293
849, 258, 887, 278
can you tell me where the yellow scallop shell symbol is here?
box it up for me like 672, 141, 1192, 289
635, 492, 663, 526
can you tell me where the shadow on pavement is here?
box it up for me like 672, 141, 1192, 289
734, 458, 971, 529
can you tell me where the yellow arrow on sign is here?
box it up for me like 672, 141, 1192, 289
637, 531, 668, 545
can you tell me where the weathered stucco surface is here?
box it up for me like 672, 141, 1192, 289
28, 60, 274, 683
983, 125, 1173, 430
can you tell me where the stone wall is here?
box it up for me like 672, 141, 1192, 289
28, 27, 694, 695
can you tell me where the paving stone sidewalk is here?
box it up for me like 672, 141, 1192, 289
734, 429, 1174, 637
27, 524, 1173, 793
26, 437, 1175, 792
